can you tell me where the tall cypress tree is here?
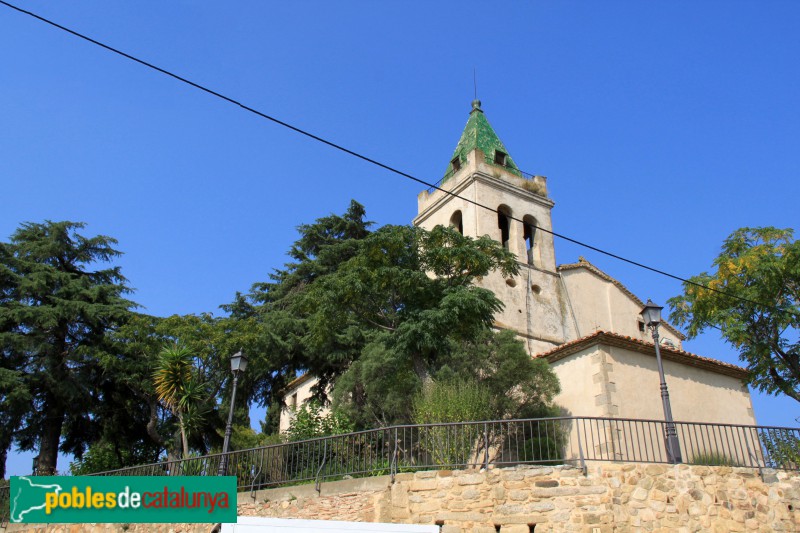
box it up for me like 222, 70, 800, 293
0, 221, 135, 474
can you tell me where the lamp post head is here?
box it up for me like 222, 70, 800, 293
230, 351, 248, 374
640, 299, 663, 328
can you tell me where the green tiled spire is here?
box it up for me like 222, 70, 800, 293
443, 100, 522, 180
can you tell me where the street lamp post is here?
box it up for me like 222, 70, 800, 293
640, 300, 683, 464
218, 350, 248, 476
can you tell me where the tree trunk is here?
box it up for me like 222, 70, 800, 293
145, 397, 166, 448
0, 444, 7, 479
0, 418, 16, 479
37, 393, 65, 475
412, 354, 431, 384
178, 413, 189, 458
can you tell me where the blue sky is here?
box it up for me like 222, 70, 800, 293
1, 2, 798, 476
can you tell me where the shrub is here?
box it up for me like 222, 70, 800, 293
412, 379, 493, 466
691, 452, 736, 466
761, 429, 800, 468
285, 401, 354, 442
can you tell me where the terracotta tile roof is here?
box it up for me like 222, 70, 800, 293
284, 372, 314, 391
537, 330, 748, 380
558, 258, 686, 341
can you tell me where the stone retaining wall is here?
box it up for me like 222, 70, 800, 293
8, 463, 800, 532
241, 463, 800, 532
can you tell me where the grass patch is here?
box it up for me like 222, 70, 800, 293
520, 179, 546, 196
691, 452, 737, 466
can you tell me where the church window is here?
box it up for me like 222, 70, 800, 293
451, 157, 461, 172
497, 205, 511, 249
494, 150, 507, 166
290, 393, 298, 411
523, 215, 537, 265
450, 210, 463, 235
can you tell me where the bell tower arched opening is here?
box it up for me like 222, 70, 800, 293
523, 215, 538, 266
497, 205, 512, 250
450, 210, 464, 235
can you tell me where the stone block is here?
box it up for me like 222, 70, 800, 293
436, 512, 486, 522
462, 488, 481, 500
448, 500, 467, 511
499, 514, 550, 524
497, 525, 529, 533
409, 479, 438, 491
508, 489, 528, 501
418, 500, 441, 513
645, 465, 667, 476
648, 500, 666, 512
531, 487, 580, 497
495, 503, 524, 515
457, 474, 485, 486
582, 513, 601, 524
527, 501, 555, 512
391, 484, 409, 508
523, 467, 554, 477
577, 486, 607, 495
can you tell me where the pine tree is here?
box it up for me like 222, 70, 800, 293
0, 221, 135, 474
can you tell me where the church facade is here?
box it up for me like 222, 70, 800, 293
280, 101, 755, 432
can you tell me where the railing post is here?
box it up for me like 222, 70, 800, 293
391, 427, 398, 483
315, 440, 327, 494
575, 419, 587, 476
483, 422, 489, 470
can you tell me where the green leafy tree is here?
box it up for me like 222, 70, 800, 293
308, 223, 540, 427
106, 311, 260, 461
438, 329, 561, 420
310, 224, 516, 381
0, 221, 135, 474
225, 201, 374, 432
668, 227, 800, 403
232, 202, 558, 432
68, 439, 155, 475
99, 313, 170, 466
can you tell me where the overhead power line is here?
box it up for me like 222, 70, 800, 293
1, 0, 796, 319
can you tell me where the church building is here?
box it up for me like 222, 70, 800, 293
280, 101, 756, 432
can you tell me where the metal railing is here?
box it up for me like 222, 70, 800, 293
2, 416, 797, 525
0, 417, 800, 525
82, 417, 799, 493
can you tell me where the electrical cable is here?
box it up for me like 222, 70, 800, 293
1, 0, 797, 319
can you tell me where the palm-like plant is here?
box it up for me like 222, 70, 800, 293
153, 344, 207, 458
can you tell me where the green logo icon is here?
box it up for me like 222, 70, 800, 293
10, 476, 237, 523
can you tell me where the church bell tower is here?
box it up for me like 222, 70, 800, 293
413, 101, 570, 354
